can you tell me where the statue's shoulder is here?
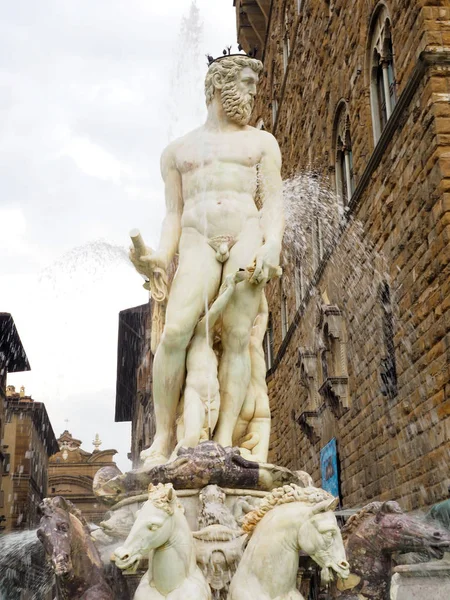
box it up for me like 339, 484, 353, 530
248, 126, 280, 148
247, 127, 281, 165
161, 127, 203, 162
161, 138, 180, 162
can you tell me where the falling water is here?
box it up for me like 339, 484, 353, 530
166, 1, 217, 435
166, 1, 205, 143
282, 171, 390, 302
0, 529, 54, 600
279, 170, 450, 505
39, 239, 130, 287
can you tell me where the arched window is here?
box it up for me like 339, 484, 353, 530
312, 214, 323, 270
294, 257, 304, 309
283, 8, 290, 74
333, 102, 354, 207
379, 282, 397, 399
272, 97, 279, 127
264, 313, 274, 369
271, 60, 279, 128
280, 280, 288, 339
367, 4, 397, 142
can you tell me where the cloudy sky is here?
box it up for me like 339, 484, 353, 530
1, 1, 237, 471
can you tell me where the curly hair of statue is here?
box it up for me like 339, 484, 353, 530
205, 55, 263, 105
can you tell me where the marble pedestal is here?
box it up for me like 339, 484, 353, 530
390, 556, 450, 600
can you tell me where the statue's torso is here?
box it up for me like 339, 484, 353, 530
174, 127, 264, 239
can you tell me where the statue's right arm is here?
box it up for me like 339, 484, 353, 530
155, 143, 183, 269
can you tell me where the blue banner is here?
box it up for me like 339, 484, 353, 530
320, 438, 340, 499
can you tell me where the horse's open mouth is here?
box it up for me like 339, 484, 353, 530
418, 540, 450, 559
333, 564, 351, 580
321, 562, 350, 583
53, 557, 72, 576
114, 555, 140, 574
398, 540, 450, 559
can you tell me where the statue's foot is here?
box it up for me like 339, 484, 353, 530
139, 447, 169, 471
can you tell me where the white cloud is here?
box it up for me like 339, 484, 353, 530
0, 206, 27, 241
63, 135, 131, 182
1, 0, 237, 471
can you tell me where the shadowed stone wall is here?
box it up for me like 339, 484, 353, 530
237, 0, 450, 510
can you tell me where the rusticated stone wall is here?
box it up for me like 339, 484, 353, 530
238, 0, 450, 510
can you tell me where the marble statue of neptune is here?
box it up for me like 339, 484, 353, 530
131, 54, 285, 468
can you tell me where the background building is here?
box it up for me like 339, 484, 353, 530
0, 314, 31, 531
235, 0, 450, 510
115, 302, 154, 468
48, 430, 118, 524
2, 386, 58, 532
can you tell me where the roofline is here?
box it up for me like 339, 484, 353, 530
0, 313, 31, 373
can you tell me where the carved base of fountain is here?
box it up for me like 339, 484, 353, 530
390, 555, 450, 600
94, 441, 311, 504
105, 485, 267, 599
93, 442, 326, 599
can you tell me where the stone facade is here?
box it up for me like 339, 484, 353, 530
236, 0, 450, 510
2, 387, 58, 532
48, 430, 118, 524
0, 313, 30, 529
115, 302, 155, 468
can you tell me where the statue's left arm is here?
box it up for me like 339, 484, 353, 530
250, 132, 284, 284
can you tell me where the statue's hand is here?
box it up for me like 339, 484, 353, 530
129, 246, 167, 278
248, 241, 282, 285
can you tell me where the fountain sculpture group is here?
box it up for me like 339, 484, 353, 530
30, 53, 450, 600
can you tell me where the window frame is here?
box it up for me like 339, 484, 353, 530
367, 4, 397, 143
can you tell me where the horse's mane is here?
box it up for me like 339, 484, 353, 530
242, 485, 333, 534
340, 502, 382, 537
341, 500, 403, 537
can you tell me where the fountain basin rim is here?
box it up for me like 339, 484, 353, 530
109, 487, 269, 511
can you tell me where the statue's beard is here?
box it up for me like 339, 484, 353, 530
221, 82, 254, 126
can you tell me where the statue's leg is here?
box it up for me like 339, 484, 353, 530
141, 229, 221, 468
232, 394, 253, 447
239, 294, 271, 463
214, 228, 264, 449
170, 375, 206, 459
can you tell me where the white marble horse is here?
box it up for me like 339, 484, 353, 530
228, 485, 350, 600
114, 483, 211, 600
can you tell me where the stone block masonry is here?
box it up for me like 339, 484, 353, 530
236, 0, 450, 510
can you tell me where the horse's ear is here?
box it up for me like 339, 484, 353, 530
375, 500, 402, 522
38, 501, 48, 516
53, 496, 69, 511
167, 486, 175, 503
312, 496, 339, 515
384, 501, 402, 514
